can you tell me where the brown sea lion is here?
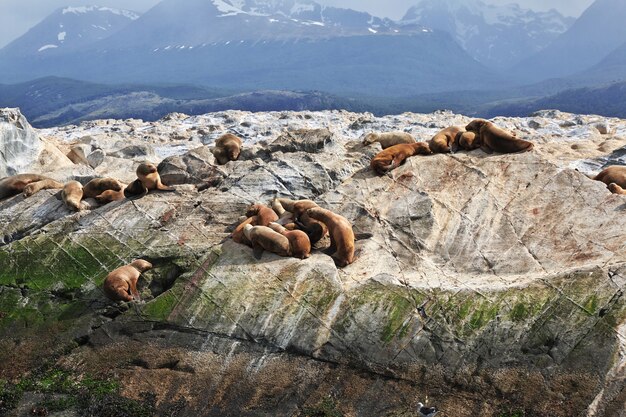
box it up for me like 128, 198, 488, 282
271, 197, 295, 226
428, 126, 463, 153
212, 133, 242, 165
608, 183, 626, 195
95, 189, 125, 204
103, 259, 152, 302
232, 216, 257, 246
83, 178, 124, 199
232, 203, 280, 246
465, 119, 533, 154
268, 222, 311, 259
594, 166, 626, 188
243, 224, 290, 259
22, 178, 65, 197
245, 203, 279, 225
123, 178, 148, 198
136, 163, 175, 191
453, 131, 480, 152
61, 181, 84, 211
306, 207, 355, 267
0, 174, 63, 200
370, 142, 432, 175
277, 198, 328, 244
362, 131, 416, 149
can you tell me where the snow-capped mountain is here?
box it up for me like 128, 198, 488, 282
515, 0, 626, 82
99, 0, 408, 51
401, 0, 574, 68
0, 6, 139, 57
0, 0, 504, 95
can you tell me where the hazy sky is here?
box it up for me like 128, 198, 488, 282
0, 0, 595, 48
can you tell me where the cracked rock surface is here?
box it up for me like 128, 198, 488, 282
0, 108, 625, 417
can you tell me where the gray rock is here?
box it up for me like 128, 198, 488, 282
109, 144, 155, 159
157, 146, 226, 187
267, 128, 334, 154
0, 108, 42, 177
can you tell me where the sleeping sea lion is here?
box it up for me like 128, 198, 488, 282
103, 259, 152, 302
268, 222, 311, 259
370, 142, 432, 175
428, 126, 463, 154
362, 131, 416, 149
465, 119, 533, 154
243, 224, 290, 259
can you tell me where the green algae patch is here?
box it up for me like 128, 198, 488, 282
1, 366, 157, 417
509, 302, 530, 322
141, 285, 183, 321
381, 296, 413, 343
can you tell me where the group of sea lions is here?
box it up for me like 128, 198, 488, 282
367, 119, 535, 175
231, 198, 357, 267
1, 122, 624, 304
365, 119, 626, 195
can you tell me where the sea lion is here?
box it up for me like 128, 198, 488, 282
136, 162, 175, 191
306, 207, 355, 267
362, 131, 416, 149
22, 178, 65, 197
83, 178, 124, 199
245, 203, 279, 225
243, 224, 290, 259
61, 181, 84, 211
268, 222, 311, 259
370, 142, 432, 175
232, 216, 257, 246
0, 174, 63, 200
102, 259, 152, 302
271, 197, 295, 226
608, 183, 626, 195
95, 189, 125, 204
465, 119, 533, 154
232, 203, 280, 246
594, 166, 626, 188
124, 178, 148, 198
212, 133, 242, 165
453, 131, 480, 152
277, 198, 328, 244
428, 126, 463, 153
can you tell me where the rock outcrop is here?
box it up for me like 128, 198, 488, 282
0, 108, 42, 177
0, 110, 624, 417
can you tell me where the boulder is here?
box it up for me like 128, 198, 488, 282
0, 108, 42, 177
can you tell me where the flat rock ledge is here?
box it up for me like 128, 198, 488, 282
0, 108, 625, 417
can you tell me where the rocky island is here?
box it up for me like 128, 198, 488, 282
0, 107, 624, 416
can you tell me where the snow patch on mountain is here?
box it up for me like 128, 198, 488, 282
38, 44, 58, 52
62, 6, 139, 20
402, 0, 574, 68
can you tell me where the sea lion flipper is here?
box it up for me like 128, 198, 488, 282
354, 232, 373, 240
252, 244, 264, 260
157, 183, 176, 191
481, 143, 493, 154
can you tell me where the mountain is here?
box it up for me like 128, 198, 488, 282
569, 40, 626, 86
515, 0, 626, 82
0, 76, 367, 127
0, 1, 504, 95
97, 0, 406, 50
401, 0, 573, 69
480, 81, 626, 118
0, 6, 139, 58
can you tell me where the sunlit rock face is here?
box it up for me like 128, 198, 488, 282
0, 109, 624, 417
0, 108, 42, 177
